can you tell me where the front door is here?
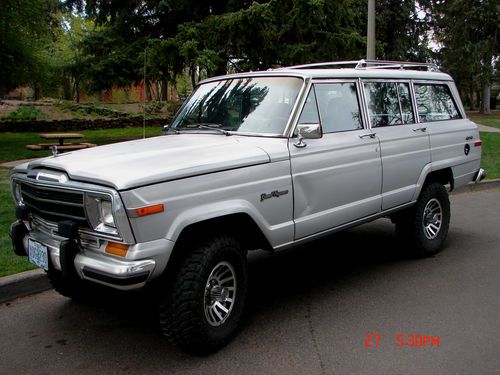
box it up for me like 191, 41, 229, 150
289, 81, 383, 240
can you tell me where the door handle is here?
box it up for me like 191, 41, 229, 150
412, 126, 427, 132
359, 133, 376, 139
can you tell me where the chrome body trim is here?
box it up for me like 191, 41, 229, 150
274, 202, 415, 251
11, 171, 135, 244
26, 215, 175, 290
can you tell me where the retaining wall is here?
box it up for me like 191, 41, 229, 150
0, 117, 167, 132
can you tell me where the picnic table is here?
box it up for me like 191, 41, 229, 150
39, 133, 84, 146
26, 133, 96, 152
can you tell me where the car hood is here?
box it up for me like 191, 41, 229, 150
25, 134, 271, 190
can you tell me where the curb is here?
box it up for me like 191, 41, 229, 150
0, 179, 498, 304
452, 178, 500, 194
0, 269, 51, 304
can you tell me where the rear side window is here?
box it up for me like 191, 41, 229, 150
414, 84, 461, 122
363, 82, 415, 127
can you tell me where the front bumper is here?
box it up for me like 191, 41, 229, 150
10, 218, 174, 291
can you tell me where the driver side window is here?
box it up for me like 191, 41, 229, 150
298, 83, 364, 134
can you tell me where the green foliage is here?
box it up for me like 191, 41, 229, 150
143, 101, 164, 114
0, 168, 36, 277
2, 107, 46, 121
430, 0, 499, 106
2, 0, 496, 103
0, 0, 60, 97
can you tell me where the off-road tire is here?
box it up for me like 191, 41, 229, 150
159, 235, 247, 355
395, 182, 450, 257
46, 269, 89, 300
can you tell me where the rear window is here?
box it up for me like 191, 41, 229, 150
414, 84, 461, 122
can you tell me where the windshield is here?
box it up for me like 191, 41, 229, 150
171, 76, 303, 135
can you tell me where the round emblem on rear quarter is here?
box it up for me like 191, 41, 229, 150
464, 144, 470, 156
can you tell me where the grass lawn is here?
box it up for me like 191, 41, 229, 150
0, 168, 36, 276
0, 126, 162, 163
469, 112, 500, 129
480, 132, 500, 179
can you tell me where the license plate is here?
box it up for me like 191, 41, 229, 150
28, 239, 49, 271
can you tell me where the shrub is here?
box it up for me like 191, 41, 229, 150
2, 106, 45, 121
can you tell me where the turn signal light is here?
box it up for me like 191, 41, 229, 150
474, 141, 482, 147
135, 204, 164, 217
105, 242, 129, 257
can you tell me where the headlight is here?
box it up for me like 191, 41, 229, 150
85, 193, 118, 236
99, 200, 116, 227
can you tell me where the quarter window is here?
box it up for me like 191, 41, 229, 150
414, 84, 461, 122
297, 87, 320, 124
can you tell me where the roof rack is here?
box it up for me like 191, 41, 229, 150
281, 59, 440, 72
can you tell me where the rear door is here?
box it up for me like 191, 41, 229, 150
289, 80, 382, 240
362, 80, 431, 210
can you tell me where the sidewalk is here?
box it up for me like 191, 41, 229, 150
477, 124, 500, 133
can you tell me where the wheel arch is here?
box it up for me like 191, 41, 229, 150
161, 213, 272, 284
414, 166, 454, 200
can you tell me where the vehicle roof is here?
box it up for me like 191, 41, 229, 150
200, 67, 453, 84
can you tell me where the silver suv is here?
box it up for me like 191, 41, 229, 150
9, 60, 485, 353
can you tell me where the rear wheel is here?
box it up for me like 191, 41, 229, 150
395, 182, 450, 256
159, 235, 247, 354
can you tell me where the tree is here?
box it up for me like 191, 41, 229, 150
0, 0, 60, 98
431, 0, 499, 113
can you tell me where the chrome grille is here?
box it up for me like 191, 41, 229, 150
20, 183, 90, 228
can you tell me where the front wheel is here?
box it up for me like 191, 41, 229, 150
159, 235, 247, 354
395, 182, 450, 256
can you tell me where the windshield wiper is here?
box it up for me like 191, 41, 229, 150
187, 123, 232, 136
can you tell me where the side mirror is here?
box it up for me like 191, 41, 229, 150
294, 123, 322, 148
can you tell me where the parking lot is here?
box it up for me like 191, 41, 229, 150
1, 187, 499, 375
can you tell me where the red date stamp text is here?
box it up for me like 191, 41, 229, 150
365, 333, 441, 348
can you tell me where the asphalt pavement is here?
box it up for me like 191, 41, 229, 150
1, 187, 499, 375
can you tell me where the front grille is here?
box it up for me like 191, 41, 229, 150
20, 183, 90, 228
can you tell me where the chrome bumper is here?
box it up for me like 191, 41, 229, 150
474, 168, 486, 183
21, 218, 174, 291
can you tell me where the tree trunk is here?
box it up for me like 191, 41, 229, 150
476, 90, 481, 108
160, 79, 168, 101
468, 83, 474, 110
145, 79, 152, 102
190, 67, 196, 88
74, 79, 80, 103
63, 76, 72, 100
34, 84, 41, 101
480, 84, 491, 114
